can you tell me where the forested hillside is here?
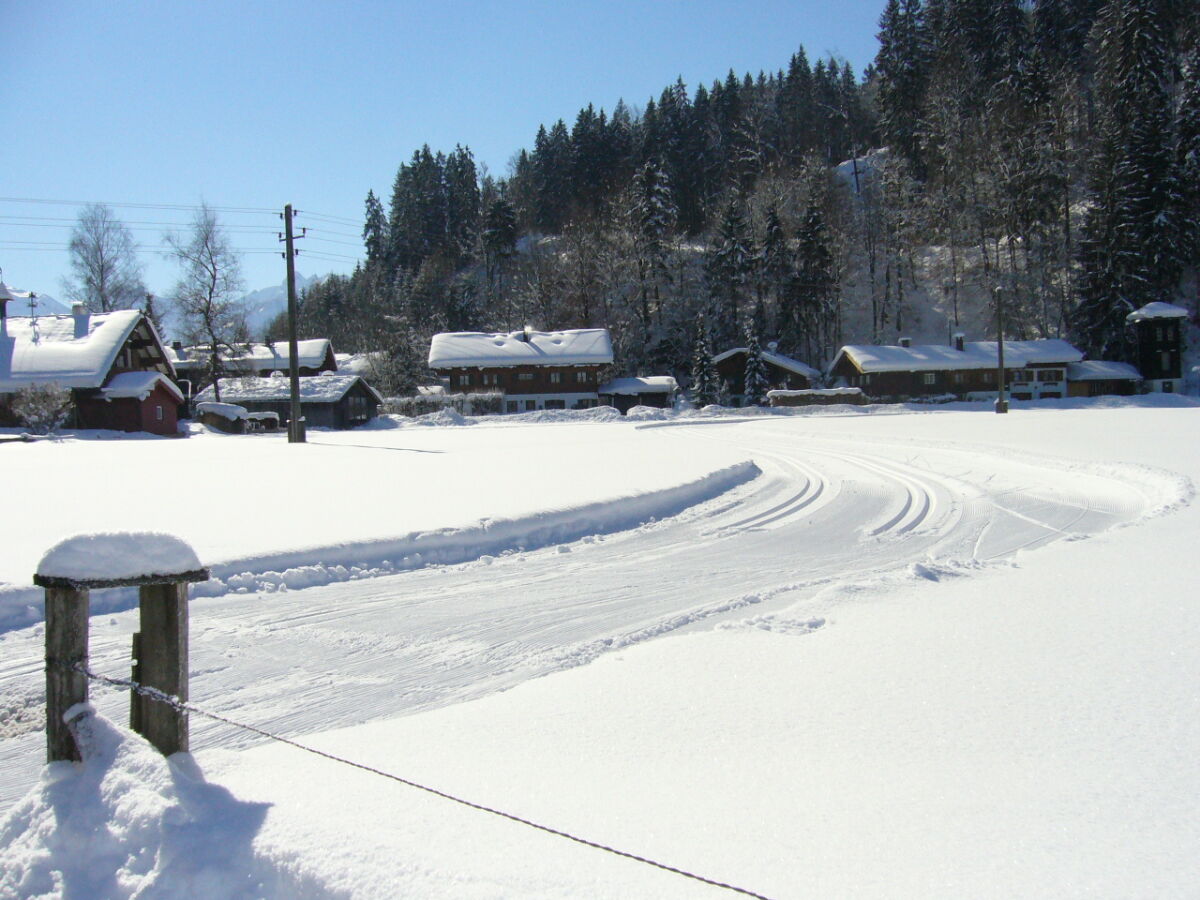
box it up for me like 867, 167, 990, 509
270, 0, 1200, 395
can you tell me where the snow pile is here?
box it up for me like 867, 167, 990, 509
36, 533, 203, 585
0, 709, 293, 900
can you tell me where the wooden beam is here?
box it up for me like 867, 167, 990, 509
136, 583, 189, 755
45, 587, 89, 763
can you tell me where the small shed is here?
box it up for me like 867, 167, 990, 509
74, 372, 183, 435
195, 375, 382, 430
768, 387, 867, 407
1066, 361, 1142, 398
598, 376, 679, 414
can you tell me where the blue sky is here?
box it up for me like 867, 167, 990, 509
1, 0, 883, 304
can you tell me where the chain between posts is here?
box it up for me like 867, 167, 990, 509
60, 661, 778, 900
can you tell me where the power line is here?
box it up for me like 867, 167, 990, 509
73, 664, 777, 900
0, 197, 278, 215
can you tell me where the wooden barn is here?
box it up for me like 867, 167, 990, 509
0, 283, 179, 435
1065, 361, 1142, 398
428, 328, 613, 413
712, 346, 820, 406
194, 375, 382, 430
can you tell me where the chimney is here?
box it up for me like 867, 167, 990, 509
898, 336, 912, 348
172, 340, 184, 355
72, 303, 90, 339
521, 324, 533, 342
953, 332, 965, 352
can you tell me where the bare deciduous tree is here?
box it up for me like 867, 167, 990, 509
64, 203, 147, 312
165, 204, 246, 402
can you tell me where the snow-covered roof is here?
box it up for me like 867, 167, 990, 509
195, 374, 382, 405
428, 329, 614, 368
599, 376, 679, 395
1126, 302, 1190, 323
101, 371, 184, 403
713, 347, 821, 379
0, 309, 145, 392
195, 401, 249, 421
837, 339, 1083, 374
1066, 361, 1142, 382
168, 339, 334, 372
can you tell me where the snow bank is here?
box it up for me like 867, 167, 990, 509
0, 710, 324, 899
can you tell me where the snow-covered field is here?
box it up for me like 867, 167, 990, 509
1, 399, 1198, 898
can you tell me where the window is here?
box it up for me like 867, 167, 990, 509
517, 373, 534, 381
482, 373, 499, 386
549, 372, 562, 384
1161, 350, 1172, 372
457, 373, 472, 387
155, 405, 163, 421
575, 371, 589, 383
524, 399, 537, 411
545, 399, 566, 409
506, 400, 518, 413
952, 372, 964, 385
922, 373, 936, 385
1162, 381, 1174, 393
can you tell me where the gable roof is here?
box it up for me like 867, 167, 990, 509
195, 374, 382, 405
1126, 302, 1190, 323
169, 339, 335, 373
428, 329, 614, 368
101, 371, 185, 403
0, 309, 147, 392
834, 339, 1083, 374
712, 347, 821, 379
1066, 361, 1142, 382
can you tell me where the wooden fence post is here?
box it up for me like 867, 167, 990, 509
43, 587, 89, 763
35, 532, 208, 762
137, 582, 191, 755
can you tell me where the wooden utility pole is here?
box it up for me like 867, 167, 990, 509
995, 286, 1009, 414
282, 204, 305, 443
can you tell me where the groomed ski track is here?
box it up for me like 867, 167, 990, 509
0, 417, 1173, 809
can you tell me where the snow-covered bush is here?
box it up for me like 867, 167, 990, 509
385, 391, 503, 418
9, 383, 72, 434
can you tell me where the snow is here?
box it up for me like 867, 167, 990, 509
168, 339, 332, 374
1126, 301, 1190, 322
767, 387, 864, 397
193, 374, 379, 405
193, 401, 248, 421
100, 372, 184, 403
1066, 360, 1142, 381
36, 533, 203, 584
711, 346, 821, 379
1, 399, 1199, 897
598, 376, 677, 395
0, 310, 143, 392
838, 338, 1083, 373
427, 329, 614, 368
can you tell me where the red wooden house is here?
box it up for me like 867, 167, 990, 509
0, 285, 180, 435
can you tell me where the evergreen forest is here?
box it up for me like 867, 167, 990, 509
269, 0, 1200, 396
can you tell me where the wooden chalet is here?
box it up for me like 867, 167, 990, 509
194, 374, 382, 430
168, 339, 337, 396
713, 346, 820, 406
827, 335, 1084, 401
1065, 361, 1142, 397
428, 328, 613, 413
0, 284, 180, 435
598, 376, 679, 414
1126, 302, 1189, 393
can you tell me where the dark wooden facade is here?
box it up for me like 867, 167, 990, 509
714, 351, 814, 405
439, 363, 603, 396
75, 381, 181, 436
1129, 318, 1184, 388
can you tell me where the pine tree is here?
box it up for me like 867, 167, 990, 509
1073, 0, 1183, 358
690, 313, 720, 406
704, 200, 755, 350
630, 159, 677, 328
362, 190, 388, 267
875, 0, 928, 174
742, 326, 770, 407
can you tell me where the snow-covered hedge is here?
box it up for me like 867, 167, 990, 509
384, 391, 504, 418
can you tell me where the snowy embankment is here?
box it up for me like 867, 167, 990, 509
0, 419, 757, 632
1, 399, 1199, 898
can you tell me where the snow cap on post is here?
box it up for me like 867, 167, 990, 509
34, 532, 208, 590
